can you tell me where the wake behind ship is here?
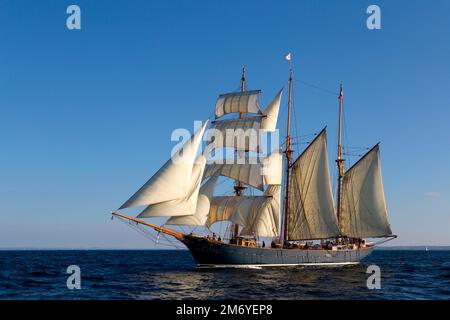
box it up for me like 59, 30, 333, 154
112, 60, 396, 267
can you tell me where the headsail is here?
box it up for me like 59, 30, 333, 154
137, 155, 206, 218
119, 120, 208, 210
340, 144, 393, 238
215, 90, 262, 118
165, 174, 219, 225
288, 129, 340, 240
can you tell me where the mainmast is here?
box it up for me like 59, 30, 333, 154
232, 66, 247, 239
282, 63, 294, 244
336, 84, 344, 225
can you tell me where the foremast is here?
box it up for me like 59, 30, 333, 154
232, 66, 247, 240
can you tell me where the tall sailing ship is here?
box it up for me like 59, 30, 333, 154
112, 60, 396, 267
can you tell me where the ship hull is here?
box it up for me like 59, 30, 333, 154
182, 235, 374, 267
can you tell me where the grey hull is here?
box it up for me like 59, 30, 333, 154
182, 235, 374, 267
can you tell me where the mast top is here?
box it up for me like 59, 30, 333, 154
241, 65, 246, 97
336, 82, 344, 225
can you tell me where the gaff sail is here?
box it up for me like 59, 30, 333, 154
340, 145, 393, 238
288, 129, 340, 240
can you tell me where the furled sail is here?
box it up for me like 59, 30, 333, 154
203, 150, 282, 191
206, 185, 281, 237
137, 155, 207, 218
215, 90, 262, 118
288, 129, 340, 240
165, 174, 219, 225
340, 144, 393, 238
119, 120, 208, 210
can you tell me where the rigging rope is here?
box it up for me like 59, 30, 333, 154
294, 79, 339, 96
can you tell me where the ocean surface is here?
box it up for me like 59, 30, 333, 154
0, 250, 449, 300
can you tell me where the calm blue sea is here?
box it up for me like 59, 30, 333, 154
0, 250, 449, 300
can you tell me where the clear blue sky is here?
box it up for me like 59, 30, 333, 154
1, 0, 449, 248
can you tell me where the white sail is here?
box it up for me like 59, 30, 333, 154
253, 185, 281, 237
119, 120, 208, 210
206, 196, 258, 227
165, 174, 219, 225
207, 91, 283, 152
261, 89, 282, 132
207, 196, 265, 228
262, 150, 283, 185
288, 129, 340, 240
340, 145, 393, 238
203, 150, 282, 191
215, 90, 262, 118
137, 155, 207, 218
206, 185, 281, 237
207, 116, 262, 152
204, 162, 264, 191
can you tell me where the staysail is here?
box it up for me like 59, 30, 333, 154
137, 155, 206, 218
261, 89, 283, 132
165, 174, 219, 225
340, 144, 393, 238
119, 120, 208, 210
288, 129, 340, 240
262, 150, 283, 185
